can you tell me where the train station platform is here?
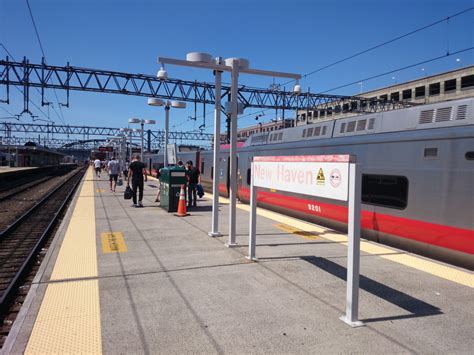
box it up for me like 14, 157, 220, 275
0, 166, 37, 174
3, 167, 474, 354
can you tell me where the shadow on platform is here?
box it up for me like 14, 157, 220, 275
187, 205, 213, 212
300, 256, 443, 323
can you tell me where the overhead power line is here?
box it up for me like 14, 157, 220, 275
321, 46, 474, 93
281, 6, 474, 86
25, 0, 66, 125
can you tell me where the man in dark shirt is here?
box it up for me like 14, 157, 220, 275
185, 160, 200, 207
127, 155, 147, 207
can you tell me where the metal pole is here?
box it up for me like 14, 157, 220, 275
340, 162, 364, 327
247, 162, 257, 260
140, 121, 144, 162
227, 59, 239, 247
164, 105, 170, 167
209, 64, 222, 237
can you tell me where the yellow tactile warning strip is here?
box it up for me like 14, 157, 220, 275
206, 193, 474, 288
101, 232, 128, 253
25, 167, 102, 354
275, 223, 323, 240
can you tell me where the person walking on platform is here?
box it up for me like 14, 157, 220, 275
108, 156, 120, 192
94, 158, 102, 179
185, 160, 200, 207
127, 155, 147, 207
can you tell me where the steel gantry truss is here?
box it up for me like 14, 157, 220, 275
0, 58, 412, 114
0, 122, 215, 148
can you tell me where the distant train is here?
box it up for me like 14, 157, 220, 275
149, 97, 474, 270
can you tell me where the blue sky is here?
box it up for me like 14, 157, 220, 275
1, 0, 473, 141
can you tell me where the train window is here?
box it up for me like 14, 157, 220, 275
461, 75, 474, 89
302, 129, 306, 138
356, 119, 366, 131
278, 132, 283, 140
315, 126, 321, 136
247, 168, 251, 185
466, 152, 474, 160
415, 86, 425, 98
201, 162, 205, 174
346, 121, 356, 132
368, 118, 375, 130
307, 127, 314, 137
322, 126, 327, 135
444, 78, 456, 92
362, 174, 409, 209
423, 147, 438, 158
402, 89, 412, 100
429, 82, 441, 96
340, 122, 346, 133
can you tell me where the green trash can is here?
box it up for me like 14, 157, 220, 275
159, 167, 187, 212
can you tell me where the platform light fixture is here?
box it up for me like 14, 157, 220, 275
128, 118, 156, 162
147, 98, 186, 167
157, 52, 301, 243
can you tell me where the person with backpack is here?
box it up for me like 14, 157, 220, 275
185, 160, 200, 208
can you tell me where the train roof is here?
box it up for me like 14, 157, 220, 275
243, 97, 474, 147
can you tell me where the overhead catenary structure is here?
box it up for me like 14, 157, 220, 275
0, 58, 410, 117
0, 121, 215, 151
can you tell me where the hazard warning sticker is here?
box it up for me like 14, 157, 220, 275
316, 168, 325, 185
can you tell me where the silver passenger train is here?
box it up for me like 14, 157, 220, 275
150, 97, 474, 270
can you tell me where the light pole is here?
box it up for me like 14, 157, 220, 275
147, 98, 186, 167
158, 52, 301, 245
128, 118, 156, 162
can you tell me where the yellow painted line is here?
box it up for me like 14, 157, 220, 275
26, 167, 102, 354
205, 192, 474, 288
274, 223, 323, 240
101, 232, 128, 253
96, 188, 104, 193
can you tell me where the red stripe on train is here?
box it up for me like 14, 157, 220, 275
238, 187, 474, 255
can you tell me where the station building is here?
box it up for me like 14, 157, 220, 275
296, 65, 474, 125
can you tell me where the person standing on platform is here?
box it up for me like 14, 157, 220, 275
154, 168, 161, 203
108, 156, 120, 192
94, 158, 102, 179
127, 155, 147, 207
185, 160, 200, 207
123, 160, 129, 179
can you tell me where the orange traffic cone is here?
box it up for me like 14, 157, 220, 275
175, 184, 189, 217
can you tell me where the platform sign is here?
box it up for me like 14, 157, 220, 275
253, 155, 352, 201
167, 143, 177, 165
247, 154, 363, 328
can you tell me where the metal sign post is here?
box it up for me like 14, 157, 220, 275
247, 161, 257, 261
339, 162, 364, 327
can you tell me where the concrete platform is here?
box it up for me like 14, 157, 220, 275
0, 166, 37, 174
3, 167, 474, 354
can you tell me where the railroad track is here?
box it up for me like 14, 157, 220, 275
0, 167, 86, 314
